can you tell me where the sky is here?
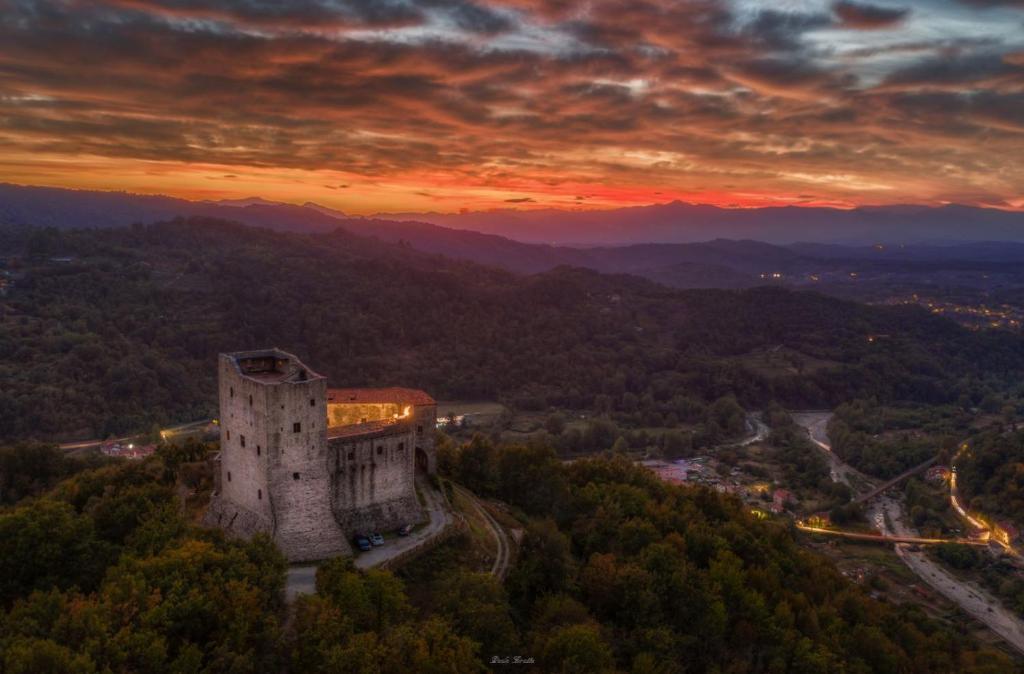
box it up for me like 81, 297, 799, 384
0, 0, 1022, 214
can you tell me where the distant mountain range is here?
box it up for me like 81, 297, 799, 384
4, 182, 1024, 291
376, 202, 1024, 246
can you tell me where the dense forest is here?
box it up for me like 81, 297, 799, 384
0, 437, 1018, 673
827, 401, 981, 479
957, 428, 1024, 529
3, 218, 1024, 443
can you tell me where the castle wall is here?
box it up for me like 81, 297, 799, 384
213, 351, 350, 562
329, 425, 423, 533
210, 350, 438, 562
264, 376, 351, 561
411, 404, 438, 474
217, 355, 274, 533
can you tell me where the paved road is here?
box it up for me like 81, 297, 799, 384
792, 412, 1024, 655
58, 419, 214, 452
284, 475, 452, 602
872, 496, 1024, 655
797, 523, 987, 546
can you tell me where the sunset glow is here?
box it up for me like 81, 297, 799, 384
1, 0, 1023, 214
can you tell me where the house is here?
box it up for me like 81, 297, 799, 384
770, 489, 794, 514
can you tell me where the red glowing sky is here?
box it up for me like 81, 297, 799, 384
1, 0, 1023, 214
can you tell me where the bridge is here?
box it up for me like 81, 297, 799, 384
852, 456, 938, 504
797, 524, 988, 547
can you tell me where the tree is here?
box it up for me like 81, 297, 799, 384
432, 571, 519, 654
316, 558, 410, 633
507, 519, 576, 612
0, 499, 111, 605
536, 624, 615, 674
545, 413, 567, 436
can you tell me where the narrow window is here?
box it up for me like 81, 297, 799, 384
249, 394, 253, 406
417, 425, 424, 434
240, 435, 246, 448
293, 473, 300, 480
257, 445, 261, 456
293, 422, 301, 433
226, 430, 231, 441
230, 386, 234, 398
310, 398, 316, 407
227, 471, 232, 482
398, 442, 405, 451
377, 446, 383, 455
258, 489, 262, 500
348, 451, 355, 460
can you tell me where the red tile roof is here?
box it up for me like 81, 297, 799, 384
326, 387, 435, 406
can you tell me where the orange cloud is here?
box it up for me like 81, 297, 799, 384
0, 0, 1021, 213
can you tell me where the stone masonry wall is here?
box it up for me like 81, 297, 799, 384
264, 374, 352, 562
328, 426, 424, 533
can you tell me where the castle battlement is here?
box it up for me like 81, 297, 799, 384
204, 349, 437, 562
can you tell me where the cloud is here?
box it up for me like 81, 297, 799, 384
0, 0, 1021, 211
833, 1, 909, 29
504, 197, 535, 202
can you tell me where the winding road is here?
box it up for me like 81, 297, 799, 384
452, 483, 512, 580
875, 496, 1024, 655
792, 412, 1024, 656
284, 475, 453, 602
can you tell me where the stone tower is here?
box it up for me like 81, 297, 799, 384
213, 349, 351, 561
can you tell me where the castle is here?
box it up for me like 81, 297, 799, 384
204, 349, 437, 562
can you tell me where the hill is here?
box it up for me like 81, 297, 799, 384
377, 201, 1024, 245
7, 184, 1024, 295
3, 217, 1024, 442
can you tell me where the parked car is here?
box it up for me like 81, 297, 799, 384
353, 534, 372, 552
397, 524, 413, 537
370, 532, 385, 546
